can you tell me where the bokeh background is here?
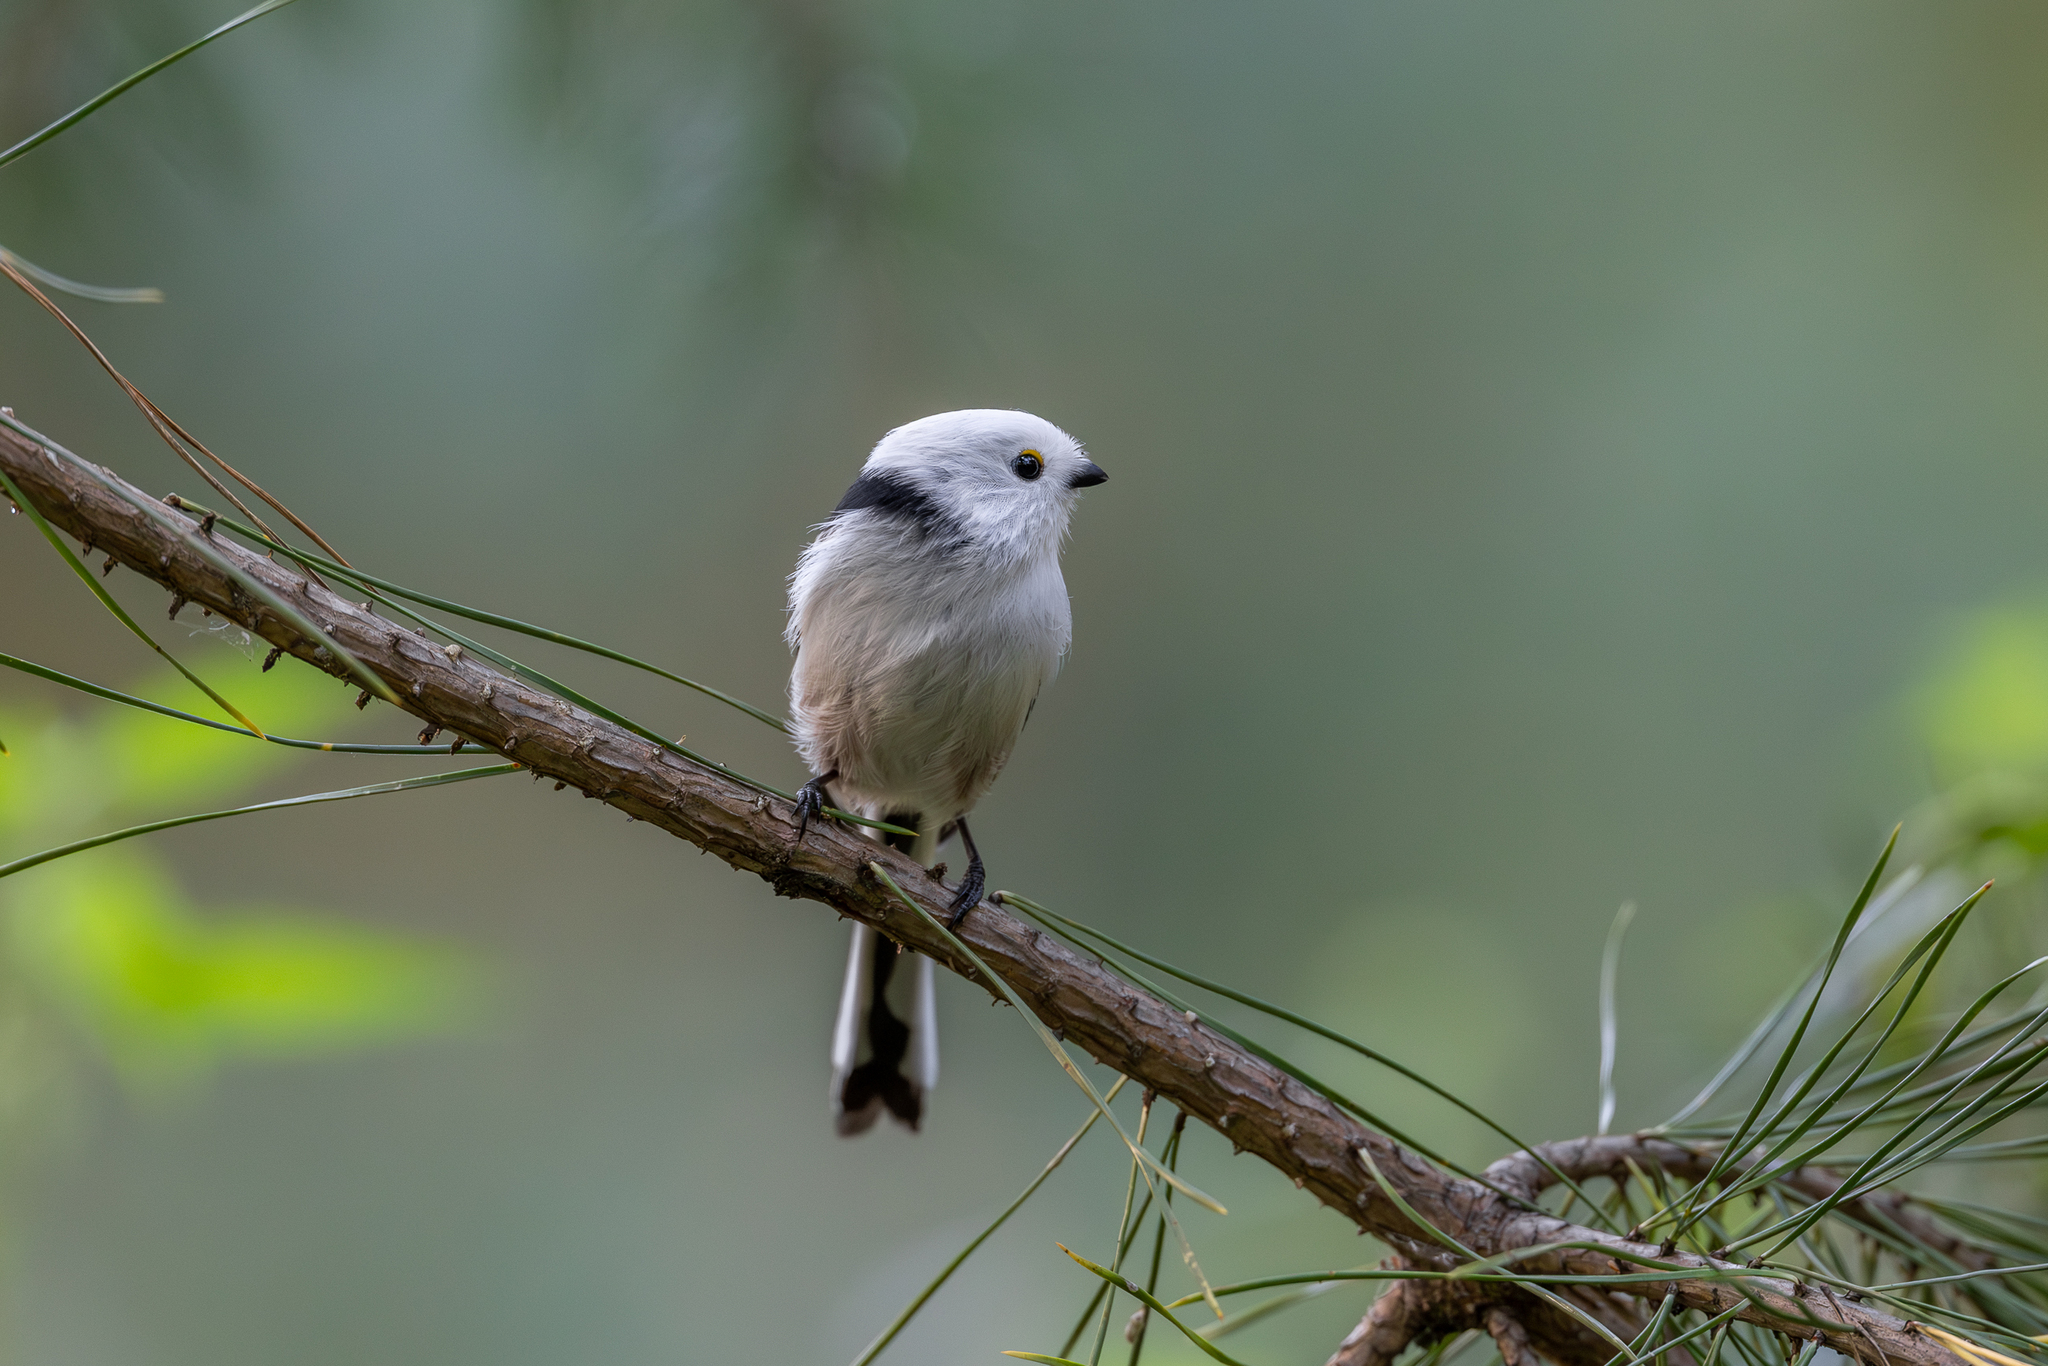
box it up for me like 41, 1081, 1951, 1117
6, 1, 2048, 1361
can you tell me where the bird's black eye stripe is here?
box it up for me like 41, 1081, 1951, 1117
1012, 451, 1044, 480
834, 471, 953, 538
836, 471, 935, 519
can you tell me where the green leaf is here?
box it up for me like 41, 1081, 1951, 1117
1054, 1246, 1251, 1366
0, 651, 472, 764
1196, 1280, 1343, 1342
0, 764, 517, 881
1921, 606, 2048, 774
848, 1080, 1129, 1366
92, 663, 398, 807
1667, 827, 1899, 1232
1703, 885, 1990, 1239
999, 893, 1612, 1226
175, 497, 790, 732
0, 248, 162, 304
1598, 901, 1637, 1135
9, 856, 473, 1081
0, 0, 306, 171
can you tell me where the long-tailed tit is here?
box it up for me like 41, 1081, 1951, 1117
784, 409, 1107, 1134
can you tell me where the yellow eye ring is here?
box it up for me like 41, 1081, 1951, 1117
1012, 450, 1044, 481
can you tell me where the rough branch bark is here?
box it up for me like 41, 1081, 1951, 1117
1485, 1134, 1999, 1274
1326, 1259, 1662, 1366
0, 419, 1967, 1366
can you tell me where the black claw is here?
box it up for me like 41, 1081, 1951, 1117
791, 772, 837, 845
946, 854, 985, 928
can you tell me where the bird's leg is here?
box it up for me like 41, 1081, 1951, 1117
946, 817, 986, 928
791, 770, 839, 845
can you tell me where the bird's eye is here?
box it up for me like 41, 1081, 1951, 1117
1013, 451, 1044, 481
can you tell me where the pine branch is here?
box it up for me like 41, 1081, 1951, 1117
0, 416, 1969, 1366
1484, 1134, 2000, 1273
1324, 1260, 1661, 1366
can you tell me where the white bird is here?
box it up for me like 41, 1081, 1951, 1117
784, 409, 1108, 1134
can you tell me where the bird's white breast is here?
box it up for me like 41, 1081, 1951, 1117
788, 516, 1069, 824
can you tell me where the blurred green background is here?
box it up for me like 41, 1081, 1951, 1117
6, 0, 2048, 1361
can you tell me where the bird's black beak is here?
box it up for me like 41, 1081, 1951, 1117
1070, 460, 1109, 489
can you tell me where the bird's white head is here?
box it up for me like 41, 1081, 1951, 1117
841, 409, 1107, 564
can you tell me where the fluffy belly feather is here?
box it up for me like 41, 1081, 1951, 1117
792, 625, 1047, 824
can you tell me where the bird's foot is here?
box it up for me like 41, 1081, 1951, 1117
791, 775, 835, 845
945, 853, 985, 928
